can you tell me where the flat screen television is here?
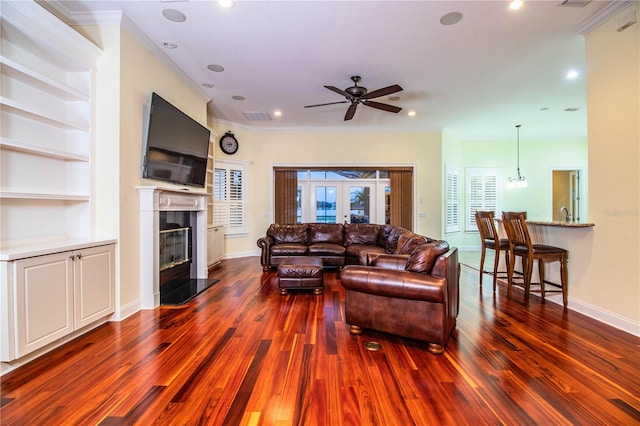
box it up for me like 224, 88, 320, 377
142, 92, 211, 188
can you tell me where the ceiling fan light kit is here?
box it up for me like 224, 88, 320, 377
305, 76, 403, 121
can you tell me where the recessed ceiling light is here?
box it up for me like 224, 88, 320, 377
509, 0, 523, 11
440, 12, 463, 26
207, 64, 225, 72
566, 70, 579, 79
201, 83, 214, 88
408, 111, 416, 117
162, 9, 186, 22
273, 110, 282, 117
161, 41, 177, 49
232, 95, 245, 101
388, 96, 401, 101
218, 0, 235, 8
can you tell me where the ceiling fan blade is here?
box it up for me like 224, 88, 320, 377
344, 103, 358, 121
324, 85, 351, 98
304, 100, 349, 108
361, 84, 403, 100
362, 100, 402, 113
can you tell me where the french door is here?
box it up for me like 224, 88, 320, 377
304, 181, 385, 224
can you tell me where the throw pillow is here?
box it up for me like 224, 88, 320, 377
405, 240, 450, 274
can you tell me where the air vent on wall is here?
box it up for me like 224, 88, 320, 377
559, 0, 592, 7
243, 112, 273, 121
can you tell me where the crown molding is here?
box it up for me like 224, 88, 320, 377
39, 1, 211, 104
574, 0, 636, 35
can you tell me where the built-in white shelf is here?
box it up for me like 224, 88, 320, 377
1, 0, 101, 251
1, 56, 90, 102
0, 97, 89, 131
0, 192, 90, 201
0, 138, 89, 162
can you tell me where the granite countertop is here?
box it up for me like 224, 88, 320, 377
495, 218, 595, 228
526, 220, 595, 228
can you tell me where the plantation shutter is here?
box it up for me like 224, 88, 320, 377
466, 168, 499, 231
445, 168, 460, 233
213, 161, 248, 234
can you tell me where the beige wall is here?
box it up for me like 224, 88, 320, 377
209, 125, 443, 256
584, 4, 639, 325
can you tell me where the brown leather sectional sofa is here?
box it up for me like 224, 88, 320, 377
257, 222, 429, 271
257, 222, 460, 353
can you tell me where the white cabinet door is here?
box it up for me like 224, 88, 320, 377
74, 245, 115, 329
15, 252, 74, 358
207, 225, 224, 268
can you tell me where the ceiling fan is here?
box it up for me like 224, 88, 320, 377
304, 76, 403, 121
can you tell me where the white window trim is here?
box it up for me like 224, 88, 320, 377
213, 159, 248, 235
445, 167, 460, 233
465, 168, 500, 232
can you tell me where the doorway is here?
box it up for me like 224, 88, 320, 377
307, 181, 384, 224
552, 169, 581, 222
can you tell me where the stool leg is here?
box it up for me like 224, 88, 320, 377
538, 259, 546, 303
479, 245, 486, 287
561, 255, 568, 308
492, 248, 500, 293
507, 252, 515, 300
523, 257, 532, 305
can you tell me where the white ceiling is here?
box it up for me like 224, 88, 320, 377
50, 0, 618, 140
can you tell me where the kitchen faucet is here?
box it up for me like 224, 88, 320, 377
559, 206, 571, 223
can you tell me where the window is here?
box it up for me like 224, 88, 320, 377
445, 167, 460, 233
465, 168, 499, 231
213, 160, 248, 235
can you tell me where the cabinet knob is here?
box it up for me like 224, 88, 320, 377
76, 253, 82, 260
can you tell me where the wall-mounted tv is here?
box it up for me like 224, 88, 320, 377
142, 92, 211, 188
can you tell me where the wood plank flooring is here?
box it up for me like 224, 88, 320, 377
2, 256, 639, 425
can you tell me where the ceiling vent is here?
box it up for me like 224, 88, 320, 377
559, 0, 591, 7
243, 112, 272, 121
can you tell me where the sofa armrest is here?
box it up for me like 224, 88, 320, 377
257, 235, 275, 271
341, 265, 446, 304
431, 247, 460, 323
372, 254, 409, 270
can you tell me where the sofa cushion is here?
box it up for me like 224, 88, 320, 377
344, 223, 381, 245
377, 224, 408, 253
308, 242, 346, 256
308, 223, 344, 245
395, 232, 427, 255
345, 244, 386, 265
405, 240, 450, 274
271, 243, 309, 256
268, 223, 309, 245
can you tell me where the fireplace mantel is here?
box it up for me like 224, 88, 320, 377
137, 186, 210, 308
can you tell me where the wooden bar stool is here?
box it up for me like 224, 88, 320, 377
501, 211, 568, 307
475, 211, 510, 292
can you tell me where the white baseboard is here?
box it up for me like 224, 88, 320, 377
223, 250, 260, 259
111, 298, 141, 321
546, 295, 640, 337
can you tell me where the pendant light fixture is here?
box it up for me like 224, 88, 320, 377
508, 124, 527, 188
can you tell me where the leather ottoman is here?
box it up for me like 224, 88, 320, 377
277, 256, 324, 295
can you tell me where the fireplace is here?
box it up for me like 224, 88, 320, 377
137, 186, 212, 308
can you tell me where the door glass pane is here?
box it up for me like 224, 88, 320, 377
316, 186, 337, 223
384, 185, 391, 224
349, 186, 370, 223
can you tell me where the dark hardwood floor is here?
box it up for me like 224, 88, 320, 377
2, 256, 639, 425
